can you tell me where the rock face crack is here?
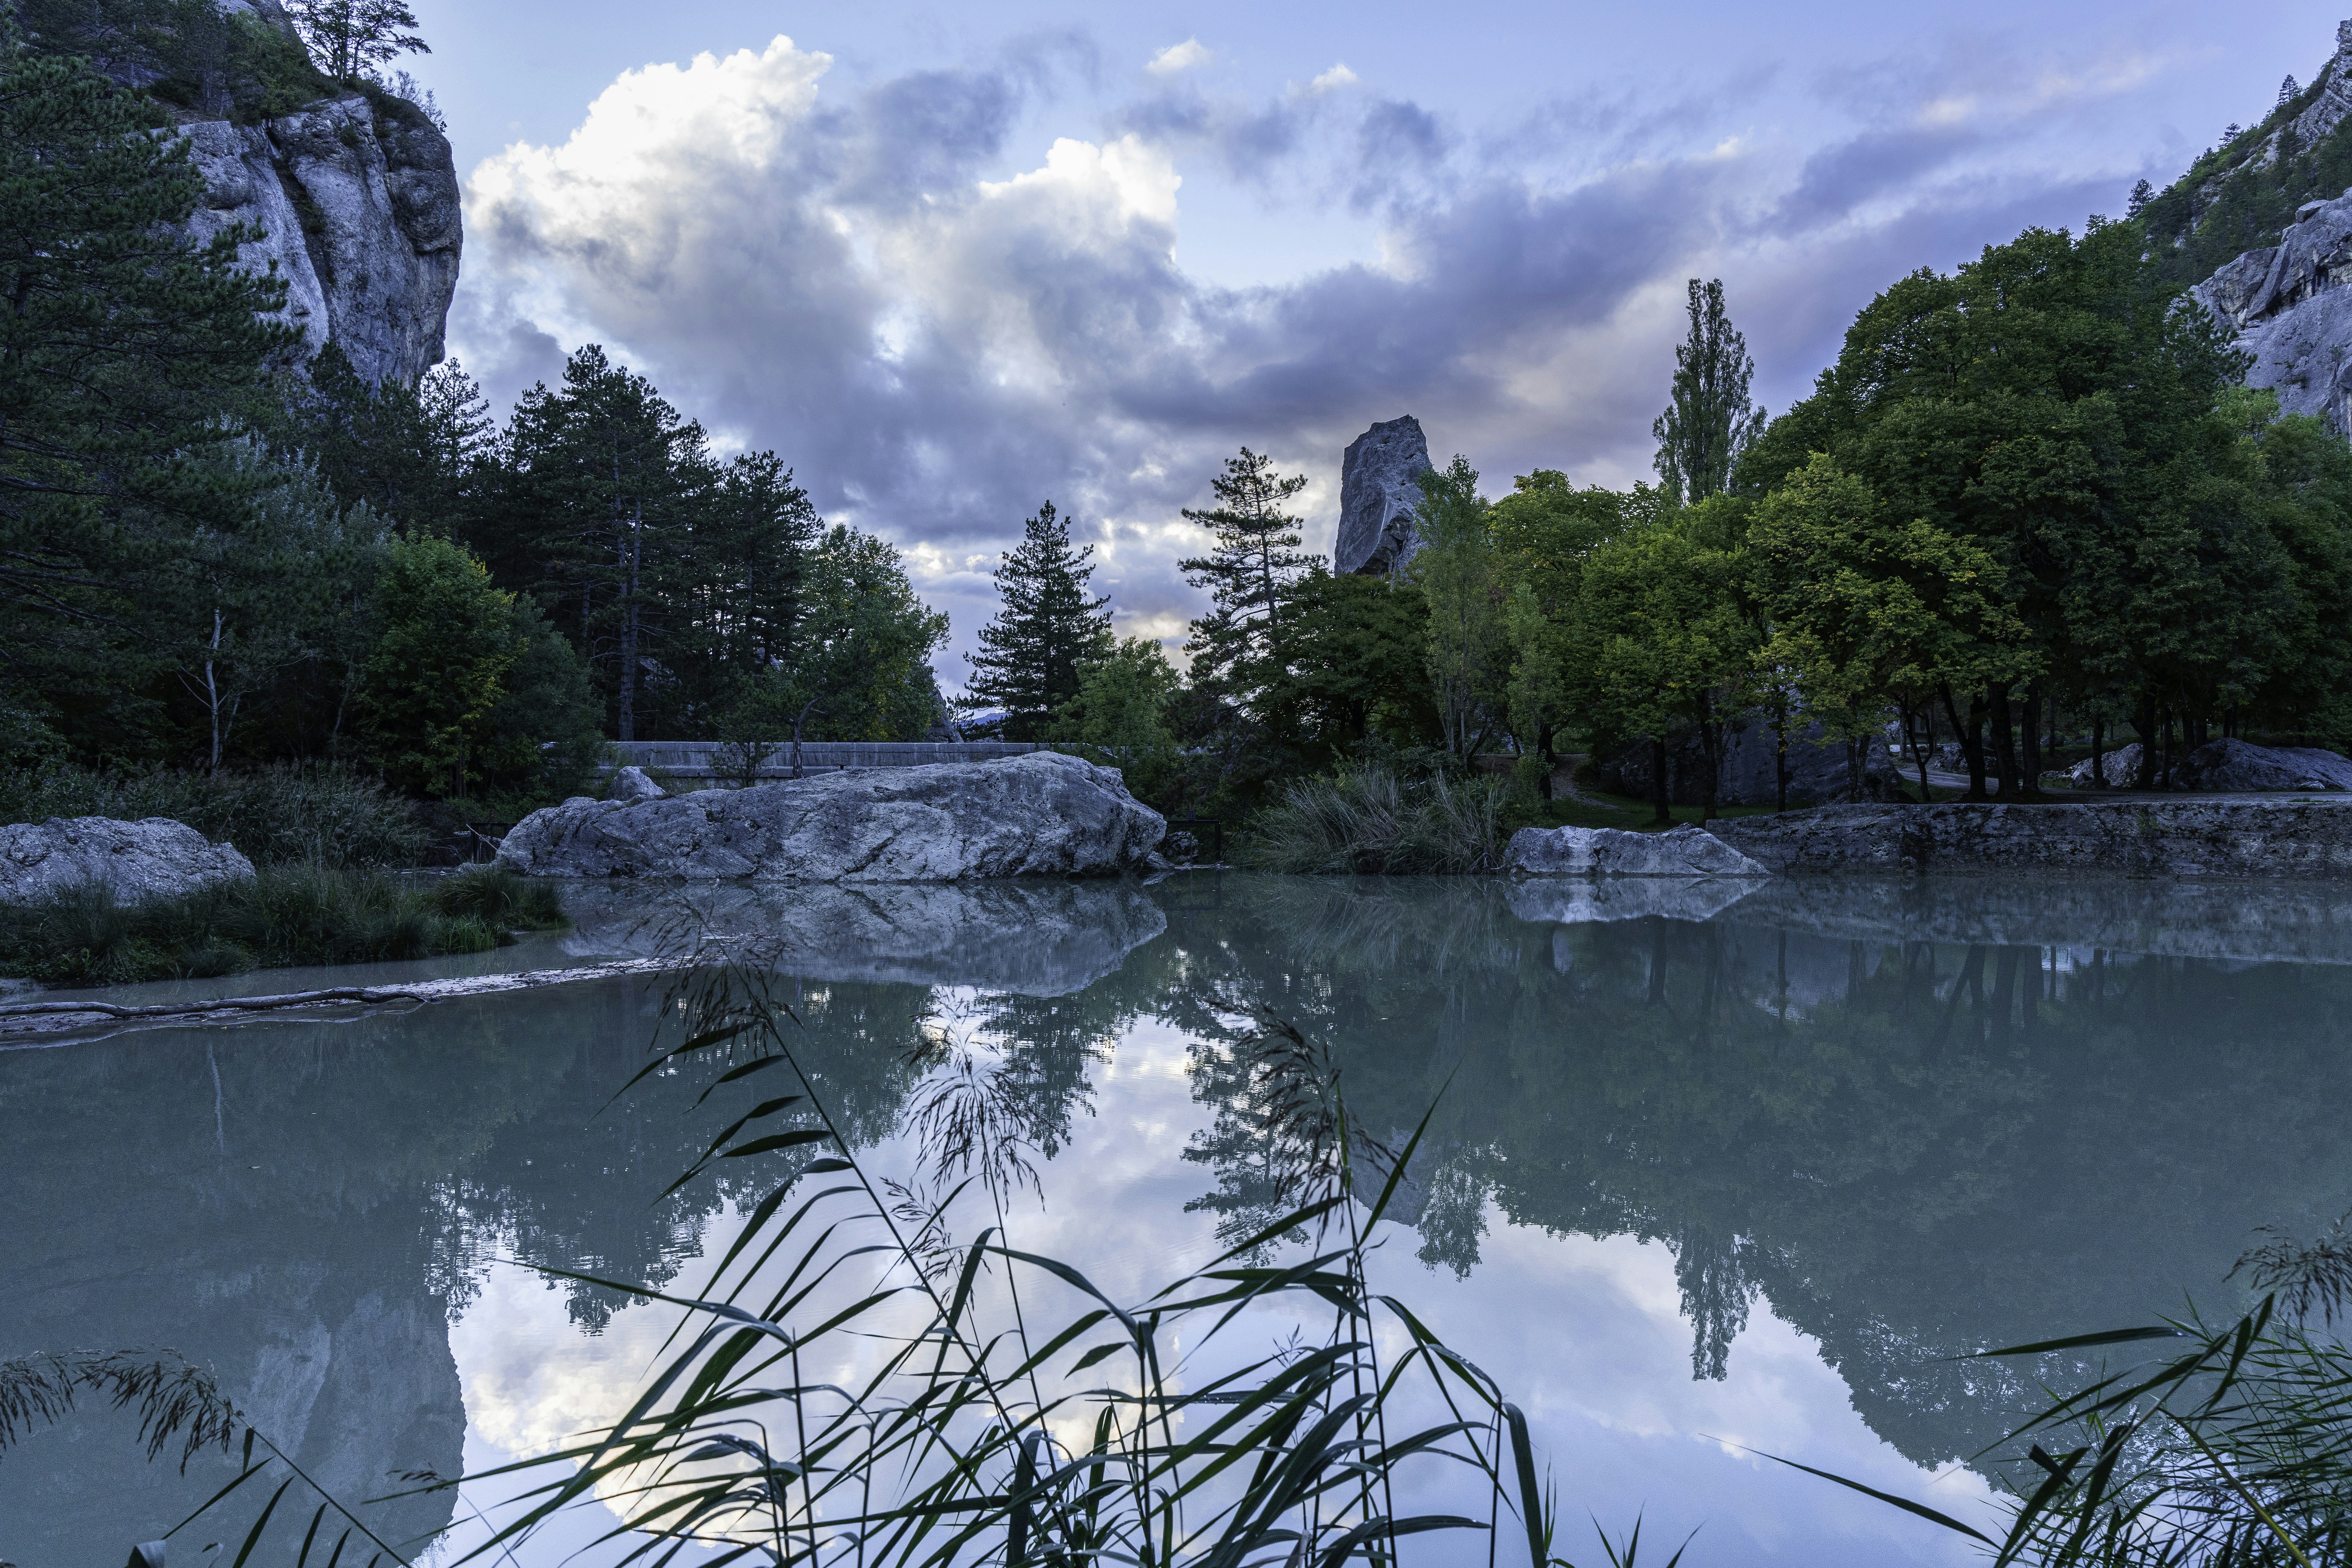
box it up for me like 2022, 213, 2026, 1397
181, 94, 461, 386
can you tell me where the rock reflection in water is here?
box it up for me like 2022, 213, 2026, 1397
558, 877, 1168, 996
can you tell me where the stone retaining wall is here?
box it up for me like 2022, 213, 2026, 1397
1709, 800, 2352, 878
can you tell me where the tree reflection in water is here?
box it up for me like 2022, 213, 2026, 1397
5, 872, 2350, 1560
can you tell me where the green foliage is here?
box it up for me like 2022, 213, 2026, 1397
1179, 446, 1314, 704
0, 860, 568, 984
1408, 455, 1506, 759
0, 43, 299, 745
1238, 764, 1510, 873
1568, 521, 1761, 813
351, 533, 522, 796
1652, 278, 1764, 505
18, 0, 335, 121
966, 499, 1115, 739
0, 760, 423, 866
1748, 453, 2029, 745
1051, 636, 1181, 805
281, 0, 426, 83
1255, 566, 1437, 762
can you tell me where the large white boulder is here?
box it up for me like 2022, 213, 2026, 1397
0, 817, 256, 904
498, 751, 1165, 882
1504, 823, 1769, 878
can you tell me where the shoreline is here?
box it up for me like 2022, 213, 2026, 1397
1708, 798, 2352, 878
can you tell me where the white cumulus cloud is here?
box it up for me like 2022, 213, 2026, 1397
1310, 63, 1359, 94
1146, 38, 1212, 76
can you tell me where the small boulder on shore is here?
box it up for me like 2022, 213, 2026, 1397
1505, 823, 1769, 879
0, 817, 256, 904
498, 751, 1165, 882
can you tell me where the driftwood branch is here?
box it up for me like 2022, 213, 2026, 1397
0, 986, 424, 1021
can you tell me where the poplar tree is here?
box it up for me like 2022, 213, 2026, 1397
966, 500, 1114, 740
1652, 278, 1764, 505
1179, 447, 1312, 700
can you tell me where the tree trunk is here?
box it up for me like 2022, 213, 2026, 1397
1989, 685, 2021, 802
1773, 694, 1790, 813
2132, 691, 2159, 789
2019, 685, 2044, 801
1903, 701, 1931, 800
1942, 685, 1989, 800
1697, 692, 1720, 822
1651, 737, 1671, 825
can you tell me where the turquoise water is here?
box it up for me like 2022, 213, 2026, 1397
5, 873, 2349, 1566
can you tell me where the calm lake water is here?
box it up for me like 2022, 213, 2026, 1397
6, 872, 2352, 1567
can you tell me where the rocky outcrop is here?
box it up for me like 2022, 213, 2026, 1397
2190, 184, 2352, 434
1711, 800, 2352, 878
2179, 738, 2352, 791
608, 765, 666, 802
2067, 743, 2144, 788
1506, 823, 1768, 878
179, 93, 461, 386
558, 879, 1167, 995
1600, 720, 1903, 806
0, 817, 256, 904
498, 752, 1166, 882
1333, 416, 1432, 575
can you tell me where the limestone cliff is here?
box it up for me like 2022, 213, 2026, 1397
2191, 189, 2352, 432
179, 93, 462, 386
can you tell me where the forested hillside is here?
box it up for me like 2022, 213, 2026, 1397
2134, 23, 2352, 288
0, 4, 954, 812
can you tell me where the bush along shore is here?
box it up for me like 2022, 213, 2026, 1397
0, 865, 568, 987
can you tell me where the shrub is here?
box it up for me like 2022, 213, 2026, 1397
1237, 764, 1510, 874
0, 863, 566, 985
0, 762, 424, 868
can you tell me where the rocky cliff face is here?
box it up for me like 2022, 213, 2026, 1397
179, 93, 462, 386
1333, 416, 1432, 575
2190, 188, 2352, 432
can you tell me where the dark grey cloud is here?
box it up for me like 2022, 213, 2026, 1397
452, 32, 2167, 673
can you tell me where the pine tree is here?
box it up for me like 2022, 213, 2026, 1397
499, 345, 709, 741
966, 500, 1114, 740
1652, 278, 1764, 505
2281, 75, 2302, 108
1179, 447, 1313, 700
282, 0, 427, 81
2127, 178, 2155, 218
0, 44, 299, 745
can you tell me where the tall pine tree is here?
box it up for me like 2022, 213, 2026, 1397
966, 500, 1113, 740
1179, 447, 1313, 703
1652, 278, 1764, 505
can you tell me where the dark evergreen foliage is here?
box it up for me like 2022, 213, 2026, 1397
964, 500, 1114, 740
1178, 447, 1313, 699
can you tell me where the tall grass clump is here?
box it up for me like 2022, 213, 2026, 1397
1792, 1218, 2352, 1566
0, 864, 567, 985
429, 981, 1555, 1566
0, 761, 425, 868
1240, 764, 1510, 874
43, 954, 1623, 1567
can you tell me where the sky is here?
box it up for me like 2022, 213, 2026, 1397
401, 0, 2345, 689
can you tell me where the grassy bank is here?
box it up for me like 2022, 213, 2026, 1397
0, 762, 425, 868
1239, 766, 1512, 872
0, 864, 568, 987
